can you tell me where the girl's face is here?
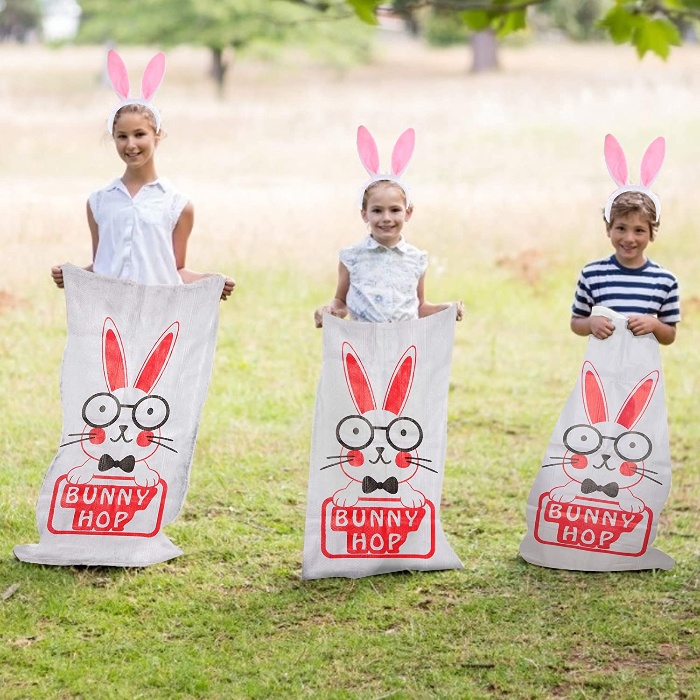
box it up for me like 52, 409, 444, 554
113, 111, 159, 171
361, 183, 412, 248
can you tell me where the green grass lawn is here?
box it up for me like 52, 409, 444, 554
1, 259, 698, 700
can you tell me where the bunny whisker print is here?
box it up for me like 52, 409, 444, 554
15, 265, 224, 567
520, 307, 674, 571
302, 310, 462, 579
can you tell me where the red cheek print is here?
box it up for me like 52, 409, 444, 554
620, 462, 638, 477
89, 428, 105, 445
569, 454, 588, 470
347, 450, 364, 467
395, 452, 412, 469
137, 430, 154, 448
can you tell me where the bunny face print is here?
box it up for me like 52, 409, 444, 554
520, 308, 674, 571
65, 318, 178, 489
303, 310, 463, 579
14, 265, 224, 567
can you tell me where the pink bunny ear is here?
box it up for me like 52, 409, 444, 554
102, 318, 128, 392
581, 361, 608, 425
134, 322, 179, 394
390, 128, 415, 177
107, 50, 130, 100
383, 346, 416, 415
615, 371, 659, 429
342, 342, 376, 414
604, 134, 629, 187
357, 126, 380, 176
640, 137, 665, 188
141, 52, 166, 101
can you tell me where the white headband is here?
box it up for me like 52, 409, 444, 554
106, 50, 166, 135
603, 134, 665, 223
357, 126, 415, 209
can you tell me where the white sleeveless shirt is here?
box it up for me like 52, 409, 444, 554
90, 178, 188, 285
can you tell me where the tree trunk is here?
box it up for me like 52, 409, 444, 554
210, 47, 229, 96
470, 29, 499, 73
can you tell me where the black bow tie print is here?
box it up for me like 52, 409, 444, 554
581, 478, 619, 498
362, 476, 399, 495
98, 454, 136, 474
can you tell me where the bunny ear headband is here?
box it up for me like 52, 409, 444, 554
604, 133, 665, 223
357, 125, 415, 208
106, 50, 166, 134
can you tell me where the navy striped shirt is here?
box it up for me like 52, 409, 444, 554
572, 255, 680, 324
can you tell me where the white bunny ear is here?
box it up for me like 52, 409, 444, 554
357, 125, 380, 176
141, 52, 166, 101
604, 134, 629, 187
390, 128, 415, 177
640, 137, 665, 188
107, 50, 130, 100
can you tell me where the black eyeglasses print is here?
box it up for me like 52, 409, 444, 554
563, 424, 652, 462
335, 414, 423, 452
81, 392, 170, 431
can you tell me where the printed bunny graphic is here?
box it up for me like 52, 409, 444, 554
325, 342, 434, 509
548, 361, 660, 514
64, 317, 178, 488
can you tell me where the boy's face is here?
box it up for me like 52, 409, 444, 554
607, 212, 652, 269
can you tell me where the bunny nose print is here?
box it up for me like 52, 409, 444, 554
110, 425, 133, 443
370, 446, 391, 465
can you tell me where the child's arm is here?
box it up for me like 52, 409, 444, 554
627, 315, 677, 345
570, 314, 614, 340
314, 262, 350, 328
416, 275, 463, 320
174, 202, 236, 300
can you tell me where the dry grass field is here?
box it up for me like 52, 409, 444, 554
3, 37, 700, 293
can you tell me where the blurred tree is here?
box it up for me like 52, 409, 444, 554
77, 0, 372, 93
533, 0, 609, 42
0, 0, 41, 42
346, 0, 699, 60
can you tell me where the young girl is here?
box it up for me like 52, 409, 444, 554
314, 126, 462, 327
51, 50, 235, 300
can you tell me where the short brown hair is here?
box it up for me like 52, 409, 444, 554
605, 191, 659, 240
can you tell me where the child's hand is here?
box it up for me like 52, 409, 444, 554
221, 276, 236, 301
455, 301, 464, 322
314, 305, 343, 328
51, 265, 65, 289
627, 315, 658, 337
590, 315, 615, 340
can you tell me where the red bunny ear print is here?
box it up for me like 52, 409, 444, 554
615, 370, 659, 429
383, 346, 417, 415
581, 361, 608, 425
134, 322, 179, 394
102, 317, 128, 391
342, 342, 376, 414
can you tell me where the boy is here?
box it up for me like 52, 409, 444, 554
570, 190, 680, 345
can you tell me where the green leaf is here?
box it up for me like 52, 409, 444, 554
598, 5, 640, 45
494, 9, 526, 38
346, 0, 378, 25
461, 10, 492, 32
631, 17, 682, 60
